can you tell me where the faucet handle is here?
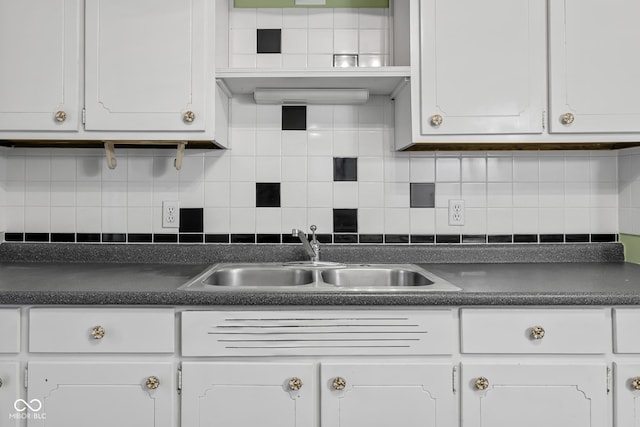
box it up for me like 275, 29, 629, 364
309, 225, 317, 241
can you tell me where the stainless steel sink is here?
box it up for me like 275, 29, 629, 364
179, 263, 460, 292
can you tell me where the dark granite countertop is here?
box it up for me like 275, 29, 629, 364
0, 242, 638, 306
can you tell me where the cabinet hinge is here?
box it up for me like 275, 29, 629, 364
24, 367, 28, 389
177, 365, 182, 393
82, 108, 86, 125
452, 366, 458, 394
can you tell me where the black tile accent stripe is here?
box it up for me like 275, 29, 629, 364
565, 234, 589, 243
359, 234, 384, 244
257, 28, 281, 54
488, 235, 513, 244
51, 233, 75, 243
153, 234, 178, 243
411, 235, 435, 244
334, 234, 358, 244
591, 234, 617, 242
77, 233, 100, 243
179, 234, 204, 243
128, 233, 153, 243
25, 233, 49, 242
4, 233, 24, 242
384, 234, 409, 244
282, 234, 300, 244
206, 234, 230, 244
231, 234, 256, 244
540, 234, 564, 243
463, 234, 487, 244
282, 106, 307, 131
102, 233, 126, 243
257, 234, 281, 244
436, 234, 461, 244
514, 234, 538, 243
317, 234, 333, 244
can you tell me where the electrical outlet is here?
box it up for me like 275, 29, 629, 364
448, 199, 465, 226
162, 201, 180, 228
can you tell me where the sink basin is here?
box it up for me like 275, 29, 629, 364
179, 263, 460, 292
202, 264, 314, 287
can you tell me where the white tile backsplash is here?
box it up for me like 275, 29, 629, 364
618, 147, 640, 235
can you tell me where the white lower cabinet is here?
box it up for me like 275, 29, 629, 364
181, 361, 456, 427
461, 363, 608, 427
26, 361, 175, 427
1, 362, 21, 427
614, 363, 640, 427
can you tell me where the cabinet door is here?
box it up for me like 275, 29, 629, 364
1, 362, 21, 427
614, 363, 640, 427
181, 362, 315, 427
461, 363, 607, 427
84, 0, 209, 132
549, 0, 640, 133
0, 0, 80, 131
415, 0, 545, 135
26, 361, 175, 427
321, 362, 456, 427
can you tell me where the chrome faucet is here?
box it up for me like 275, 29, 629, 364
292, 225, 320, 262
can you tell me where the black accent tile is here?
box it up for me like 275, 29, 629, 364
257, 28, 281, 54
333, 158, 358, 182
179, 233, 204, 243
334, 234, 358, 244
565, 234, 590, 243
102, 233, 126, 243
359, 234, 384, 244
436, 234, 461, 244
282, 106, 307, 131
514, 234, 538, 243
282, 234, 300, 244
317, 234, 333, 244
411, 235, 435, 244
4, 233, 24, 242
51, 233, 75, 243
206, 234, 230, 244
25, 233, 49, 242
257, 234, 281, 244
256, 183, 281, 207
488, 235, 513, 244
77, 233, 101, 243
231, 234, 256, 244
179, 208, 204, 233
128, 233, 152, 243
540, 234, 564, 243
463, 234, 487, 244
384, 234, 409, 244
591, 234, 617, 243
153, 234, 178, 243
333, 209, 358, 233
410, 183, 436, 208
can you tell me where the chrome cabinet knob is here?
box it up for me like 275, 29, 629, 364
430, 114, 443, 127
332, 377, 347, 391
631, 377, 640, 391
561, 113, 575, 125
183, 111, 196, 123
91, 326, 105, 339
474, 377, 490, 390
54, 110, 67, 123
145, 376, 160, 390
288, 377, 303, 391
530, 326, 545, 340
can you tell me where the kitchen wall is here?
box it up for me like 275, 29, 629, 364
0, 95, 619, 245
618, 147, 640, 262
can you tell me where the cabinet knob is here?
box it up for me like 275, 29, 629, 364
54, 110, 67, 123
430, 114, 443, 127
288, 377, 303, 391
631, 377, 640, 391
91, 325, 105, 340
474, 377, 490, 391
530, 326, 545, 340
145, 376, 160, 390
332, 377, 347, 391
560, 112, 575, 125
183, 111, 196, 123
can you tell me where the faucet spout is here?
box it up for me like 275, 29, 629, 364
292, 225, 320, 262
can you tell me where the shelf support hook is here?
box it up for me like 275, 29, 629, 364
174, 142, 187, 170
104, 141, 117, 169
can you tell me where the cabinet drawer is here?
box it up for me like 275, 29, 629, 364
460, 308, 608, 354
613, 308, 640, 353
0, 309, 20, 353
29, 308, 174, 353
182, 310, 454, 357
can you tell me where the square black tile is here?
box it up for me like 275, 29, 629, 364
179, 208, 204, 233
333, 209, 358, 233
257, 28, 281, 54
410, 183, 435, 208
282, 106, 307, 131
256, 183, 281, 207
333, 158, 358, 181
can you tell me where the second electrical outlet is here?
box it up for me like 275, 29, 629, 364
162, 201, 180, 228
448, 199, 465, 226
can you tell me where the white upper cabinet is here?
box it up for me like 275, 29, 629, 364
84, 0, 208, 132
0, 0, 80, 132
548, 0, 640, 133
413, 0, 545, 136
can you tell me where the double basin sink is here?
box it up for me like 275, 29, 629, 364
179, 262, 460, 292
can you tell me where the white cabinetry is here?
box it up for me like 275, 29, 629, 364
613, 309, 640, 426
0, 0, 81, 132
0, 309, 21, 427
404, 0, 544, 143
548, 0, 640, 133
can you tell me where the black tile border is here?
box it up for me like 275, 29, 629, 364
359, 234, 384, 244
128, 233, 153, 243
25, 233, 49, 242
384, 234, 409, 244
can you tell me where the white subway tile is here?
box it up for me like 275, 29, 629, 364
359, 208, 384, 233
384, 182, 409, 208
410, 208, 435, 235
307, 54, 333, 67
282, 54, 308, 68
538, 208, 565, 233
308, 9, 333, 28
564, 182, 591, 207
307, 157, 332, 181
152, 181, 179, 209
24, 181, 50, 207
152, 157, 179, 183
436, 157, 461, 182
307, 207, 332, 231
255, 157, 282, 182
205, 154, 231, 181
358, 182, 384, 207
230, 29, 256, 55
565, 156, 591, 182
178, 156, 205, 183
384, 208, 410, 234
4, 181, 25, 206
179, 181, 205, 207
435, 183, 460, 208
590, 156, 617, 182
24, 207, 50, 233
513, 182, 539, 207
461, 183, 486, 208
256, 130, 282, 156
256, 208, 282, 234
101, 182, 127, 207
282, 207, 307, 232
308, 105, 334, 130
308, 29, 334, 53
539, 182, 564, 208
359, 8, 387, 29
282, 156, 308, 182
204, 182, 230, 208
127, 157, 154, 182
76, 181, 102, 207
282, 131, 308, 156
333, 182, 358, 208
282, 29, 308, 54
229, 157, 256, 182
538, 157, 564, 182
51, 207, 76, 233
590, 182, 618, 208
564, 208, 590, 234
307, 131, 333, 156
410, 157, 435, 182
256, 8, 283, 28
513, 157, 539, 182
384, 157, 410, 182
229, 182, 255, 207
281, 182, 307, 208
204, 208, 230, 233
76, 157, 103, 181
6, 156, 25, 180
101, 207, 127, 233
590, 207, 618, 233
487, 183, 512, 208
51, 181, 77, 207
631, 181, 640, 208
462, 208, 487, 235
229, 208, 256, 233
230, 54, 257, 68
359, 29, 386, 54
434, 207, 457, 234
333, 131, 359, 156
487, 208, 513, 234
334, 29, 359, 54
4, 207, 24, 231
307, 182, 332, 207
230, 129, 257, 155
256, 54, 283, 68
127, 207, 153, 233
25, 157, 51, 181
229, 8, 256, 29
359, 157, 384, 182
334, 8, 359, 28
283, 8, 308, 28
487, 156, 513, 182
461, 157, 486, 182
512, 208, 539, 234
